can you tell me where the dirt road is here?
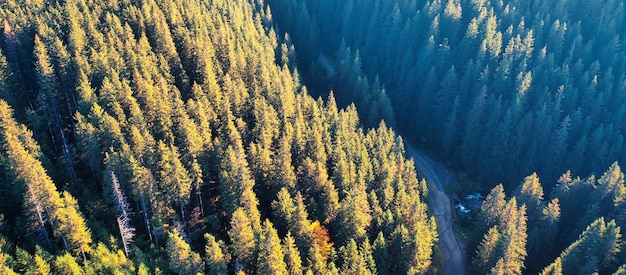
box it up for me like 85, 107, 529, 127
404, 142, 467, 275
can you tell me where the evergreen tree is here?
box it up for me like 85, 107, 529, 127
0, 100, 91, 258
373, 232, 390, 275
472, 184, 506, 248
282, 232, 303, 275
472, 226, 501, 274
156, 140, 192, 222
166, 228, 201, 275
540, 258, 562, 275
229, 208, 257, 269
204, 234, 229, 275
53, 253, 82, 275
257, 220, 288, 275
514, 173, 544, 224
557, 217, 621, 274
339, 239, 372, 275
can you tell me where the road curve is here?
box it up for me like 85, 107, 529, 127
403, 141, 467, 275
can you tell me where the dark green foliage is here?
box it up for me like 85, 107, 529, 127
473, 165, 625, 274
268, 0, 626, 188
548, 217, 621, 275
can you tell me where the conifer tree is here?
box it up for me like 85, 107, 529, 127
472, 226, 501, 274
373, 232, 390, 275
54, 253, 83, 275
339, 239, 372, 275
595, 162, 625, 217
515, 173, 544, 224
166, 228, 201, 275
282, 232, 303, 275
257, 220, 288, 275
540, 258, 562, 275
0, 100, 92, 258
555, 217, 621, 274
204, 234, 229, 275
156, 140, 193, 222
472, 184, 506, 248
56, 192, 93, 260
229, 208, 257, 269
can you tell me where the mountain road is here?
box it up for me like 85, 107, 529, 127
404, 142, 467, 275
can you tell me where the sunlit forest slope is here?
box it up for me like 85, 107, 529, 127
0, 0, 437, 274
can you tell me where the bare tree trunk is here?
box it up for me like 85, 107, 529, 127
140, 193, 154, 243
196, 190, 205, 217
111, 172, 135, 257
598, 5, 605, 33
34, 204, 53, 248
26, 184, 53, 248
51, 101, 77, 184
567, 40, 576, 66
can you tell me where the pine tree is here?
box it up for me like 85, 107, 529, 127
257, 220, 288, 275
56, 192, 93, 260
472, 226, 501, 274
272, 135, 297, 191
204, 233, 229, 275
166, 228, 201, 275
0, 100, 91, 258
290, 192, 313, 252
156, 141, 192, 222
32, 34, 76, 184
0, 49, 15, 109
282, 232, 303, 275
595, 162, 625, 218
527, 198, 560, 273
613, 264, 626, 275
473, 194, 528, 274
373, 232, 390, 275
514, 173, 544, 224
472, 184, 506, 248
229, 208, 257, 269
219, 141, 261, 230
540, 258, 562, 275
272, 187, 296, 234
335, 184, 372, 244
0, 252, 17, 275
339, 239, 372, 275
558, 217, 621, 274
33, 253, 51, 275
499, 203, 527, 274
54, 253, 82, 275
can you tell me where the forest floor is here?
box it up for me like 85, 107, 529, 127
404, 142, 467, 275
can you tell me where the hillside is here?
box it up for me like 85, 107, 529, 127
1, 0, 626, 274
0, 0, 437, 274
267, 0, 626, 273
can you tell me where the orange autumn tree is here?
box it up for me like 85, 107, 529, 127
310, 220, 333, 259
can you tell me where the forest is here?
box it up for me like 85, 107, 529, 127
0, 0, 624, 274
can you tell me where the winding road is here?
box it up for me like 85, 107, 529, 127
404, 142, 467, 275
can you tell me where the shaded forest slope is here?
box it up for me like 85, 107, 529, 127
268, 0, 626, 188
